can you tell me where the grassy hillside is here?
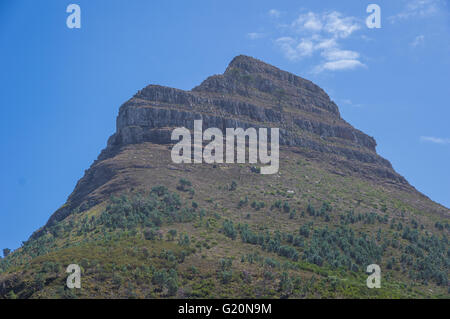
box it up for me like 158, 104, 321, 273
1, 144, 448, 299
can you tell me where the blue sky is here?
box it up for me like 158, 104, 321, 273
0, 0, 449, 252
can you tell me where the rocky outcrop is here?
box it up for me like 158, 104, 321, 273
107, 55, 391, 172
32, 55, 416, 235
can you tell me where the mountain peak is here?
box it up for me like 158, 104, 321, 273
225, 55, 276, 74
32, 54, 441, 236
193, 55, 340, 116
6, 55, 446, 300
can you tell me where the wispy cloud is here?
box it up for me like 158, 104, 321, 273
410, 35, 425, 47
247, 32, 265, 40
268, 9, 280, 18
321, 48, 360, 61
272, 11, 364, 73
390, 0, 444, 22
337, 98, 364, 108
314, 59, 366, 73
292, 12, 323, 32
275, 37, 317, 60
420, 136, 450, 144
290, 11, 360, 39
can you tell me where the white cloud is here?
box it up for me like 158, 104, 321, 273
314, 38, 337, 50
420, 136, 450, 144
247, 32, 265, 40
411, 35, 425, 47
314, 59, 366, 73
293, 12, 323, 32
272, 11, 364, 72
275, 37, 301, 61
269, 9, 280, 18
292, 11, 359, 38
390, 0, 444, 22
275, 37, 315, 60
296, 39, 315, 57
321, 48, 360, 61
323, 11, 360, 38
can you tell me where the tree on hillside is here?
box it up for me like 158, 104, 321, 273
3, 248, 11, 258
279, 272, 293, 298
167, 229, 177, 241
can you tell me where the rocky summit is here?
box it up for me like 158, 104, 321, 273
1, 55, 448, 299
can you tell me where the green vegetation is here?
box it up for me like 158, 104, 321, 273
1, 149, 448, 299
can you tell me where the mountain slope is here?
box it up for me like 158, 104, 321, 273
1, 55, 448, 299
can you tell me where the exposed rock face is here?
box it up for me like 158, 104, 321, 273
108, 55, 390, 170
33, 55, 419, 236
